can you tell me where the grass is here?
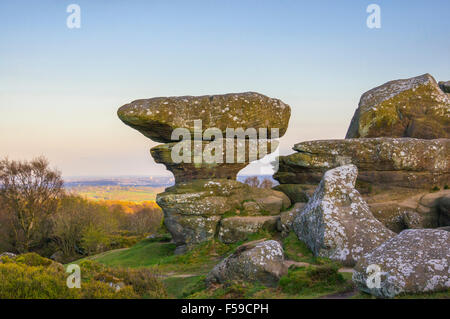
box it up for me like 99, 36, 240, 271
163, 275, 206, 299
74, 238, 237, 274
72, 233, 449, 300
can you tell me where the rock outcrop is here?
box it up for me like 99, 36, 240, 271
275, 138, 450, 232
118, 92, 290, 143
293, 165, 395, 266
346, 74, 450, 139
353, 229, 450, 298
206, 240, 287, 287
156, 179, 290, 252
275, 138, 449, 189
151, 139, 277, 183
119, 92, 292, 252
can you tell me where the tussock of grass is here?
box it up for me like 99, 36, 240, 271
279, 264, 348, 295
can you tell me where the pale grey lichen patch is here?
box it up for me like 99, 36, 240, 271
205, 240, 287, 287
293, 164, 395, 266
353, 229, 450, 298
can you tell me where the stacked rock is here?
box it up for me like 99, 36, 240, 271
118, 92, 291, 253
274, 73, 450, 233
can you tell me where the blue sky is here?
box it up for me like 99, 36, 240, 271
0, 0, 449, 177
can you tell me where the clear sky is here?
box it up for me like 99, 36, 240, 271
1, 0, 449, 177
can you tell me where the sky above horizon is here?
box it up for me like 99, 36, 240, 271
1, 0, 449, 177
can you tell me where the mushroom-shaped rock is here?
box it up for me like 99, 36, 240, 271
118, 92, 291, 143
293, 164, 395, 266
352, 229, 450, 298
206, 240, 288, 287
346, 73, 450, 139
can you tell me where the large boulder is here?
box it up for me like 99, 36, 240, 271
156, 179, 290, 251
118, 92, 291, 143
353, 229, 450, 298
206, 240, 287, 287
293, 165, 395, 266
346, 74, 450, 139
275, 138, 449, 189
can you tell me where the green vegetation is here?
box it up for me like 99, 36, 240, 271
0, 253, 166, 299
71, 185, 165, 203
279, 264, 347, 295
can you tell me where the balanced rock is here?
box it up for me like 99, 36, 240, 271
156, 179, 290, 252
206, 240, 287, 287
118, 92, 291, 143
275, 138, 449, 189
353, 229, 450, 298
293, 165, 395, 266
346, 74, 450, 139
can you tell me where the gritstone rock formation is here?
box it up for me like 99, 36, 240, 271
118, 92, 291, 253
353, 229, 450, 298
346, 73, 450, 139
206, 239, 288, 287
274, 74, 450, 233
292, 165, 395, 266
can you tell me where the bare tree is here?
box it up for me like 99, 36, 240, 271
260, 178, 275, 189
243, 176, 260, 188
0, 157, 63, 252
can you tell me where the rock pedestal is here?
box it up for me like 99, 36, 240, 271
118, 92, 291, 252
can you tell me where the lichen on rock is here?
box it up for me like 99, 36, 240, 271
292, 164, 395, 266
346, 73, 450, 139
352, 229, 450, 298
206, 240, 287, 287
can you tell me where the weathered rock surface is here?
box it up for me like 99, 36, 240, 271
206, 240, 287, 287
439, 81, 450, 93
275, 138, 449, 189
353, 229, 450, 298
369, 189, 450, 232
346, 74, 450, 139
118, 92, 291, 143
293, 165, 395, 266
277, 202, 306, 237
151, 139, 278, 183
156, 179, 290, 251
272, 184, 312, 203
218, 216, 278, 244
439, 195, 450, 226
